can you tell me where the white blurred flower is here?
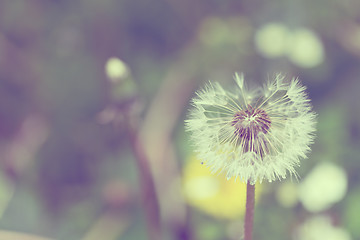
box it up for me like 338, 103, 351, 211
255, 22, 290, 58
299, 162, 347, 212
287, 28, 324, 68
185, 73, 316, 184
255, 23, 325, 68
105, 57, 130, 82
295, 215, 351, 240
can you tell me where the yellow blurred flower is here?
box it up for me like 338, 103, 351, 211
182, 155, 261, 219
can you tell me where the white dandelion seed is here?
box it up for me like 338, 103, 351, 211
185, 73, 316, 184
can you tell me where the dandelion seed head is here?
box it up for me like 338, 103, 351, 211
185, 73, 316, 184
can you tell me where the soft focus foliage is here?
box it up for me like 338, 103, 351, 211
0, 0, 360, 239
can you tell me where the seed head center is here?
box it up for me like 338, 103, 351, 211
231, 105, 271, 138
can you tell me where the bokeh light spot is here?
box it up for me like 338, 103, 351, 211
276, 181, 298, 208
296, 216, 351, 240
299, 162, 347, 212
287, 28, 324, 68
105, 57, 129, 82
255, 22, 290, 58
184, 176, 219, 200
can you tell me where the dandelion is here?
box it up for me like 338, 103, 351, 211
185, 73, 316, 184
185, 73, 316, 240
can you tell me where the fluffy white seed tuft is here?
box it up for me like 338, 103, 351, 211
185, 73, 316, 184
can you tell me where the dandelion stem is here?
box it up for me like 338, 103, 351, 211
244, 182, 255, 240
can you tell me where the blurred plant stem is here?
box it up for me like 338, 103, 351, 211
244, 183, 255, 240
126, 115, 162, 240
139, 67, 197, 240
0, 231, 53, 240
83, 212, 131, 240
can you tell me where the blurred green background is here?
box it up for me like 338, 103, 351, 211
0, 0, 360, 239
